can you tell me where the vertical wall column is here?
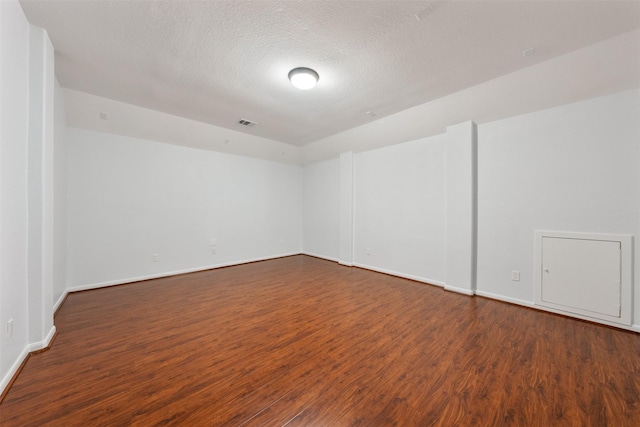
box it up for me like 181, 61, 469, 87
339, 152, 354, 266
445, 121, 478, 295
27, 26, 55, 349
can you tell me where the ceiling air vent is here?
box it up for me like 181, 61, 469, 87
238, 119, 256, 127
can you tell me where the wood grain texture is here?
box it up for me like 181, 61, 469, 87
1, 255, 639, 426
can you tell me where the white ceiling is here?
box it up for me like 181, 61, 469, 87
20, 0, 640, 147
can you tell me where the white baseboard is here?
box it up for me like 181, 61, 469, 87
474, 290, 535, 308
53, 291, 68, 313
444, 285, 475, 296
352, 262, 445, 287
528, 305, 638, 333
67, 252, 302, 293
476, 290, 639, 334
0, 345, 30, 397
28, 325, 57, 352
302, 252, 339, 263
2, 326, 57, 398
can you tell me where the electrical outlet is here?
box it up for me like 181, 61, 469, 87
152, 254, 159, 262
211, 248, 216, 255
210, 239, 216, 246
279, 239, 284, 246
511, 271, 520, 281
7, 319, 13, 338
366, 247, 372, 255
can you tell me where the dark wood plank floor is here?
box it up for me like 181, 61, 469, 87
1, 255, 639, 426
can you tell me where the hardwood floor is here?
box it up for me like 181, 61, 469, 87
1, 255, 639, 426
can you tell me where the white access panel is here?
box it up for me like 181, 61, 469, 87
542, 237, 620, 316
534, 231, 632, 326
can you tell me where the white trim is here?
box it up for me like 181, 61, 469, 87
53, 290, 68, 313
339, 261, 353, 267
477, 290, 640, 334
302, 252, 339, 263
339, 152, 354, 266
475, 290, 535, 308
2, 326, 57, 396
67, 252, 301, 292
28, 325, 57, 352
534, 231, 633, 326
352, 262, 445, 287
444, 285, 475, 296
0, 345, 30, 397
530, 304, 640, 334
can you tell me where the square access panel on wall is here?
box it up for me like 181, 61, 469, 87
534, 231, 632, 327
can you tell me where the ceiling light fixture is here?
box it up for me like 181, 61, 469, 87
288, 67, 319, 90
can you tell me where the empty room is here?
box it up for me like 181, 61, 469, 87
1, 0, 640, 425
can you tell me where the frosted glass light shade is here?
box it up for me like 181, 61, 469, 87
288, 67, 319, 90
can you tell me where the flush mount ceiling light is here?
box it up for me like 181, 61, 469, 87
288, 67, 319, 90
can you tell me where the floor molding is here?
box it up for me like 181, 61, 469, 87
5, 255, 639, 425
444, 285, 475, 296
0, 347, 30, 404
2, 254, 302, 400
1, 325, 58, 401
67, 252, 302, 293
352, 262, 445, 288
474, 290, 535, 309
475, 290, 639, 334
54, 291, 69, 316
301, 252, 339, 263
28, 326, 57, 353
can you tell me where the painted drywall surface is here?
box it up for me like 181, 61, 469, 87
0, 0, 31, 392
66, 128, 303, 288
445, 121, 477, 294
302, 29, 640, 165
477, 89, 640, 323
53, 78, 68, 307
353, 135, 446, 285
302, 158, 339, 261
62, 89, 301, 166
339, 152, 354, 266
27, 24, 55, 346
58, 30, 639, 167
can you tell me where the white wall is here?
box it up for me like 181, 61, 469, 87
66, 128, 303, 289
353, 135, 447, 285
53, 78, 68, 309
302, 89, 639, 329
476, 89, 640, 328
0, 0, 56, 393
0, 0, 31, 393
302, 158, 339, 261
339, 152, 354, 266
0, 0, 636, 400
301, 29, 640, 164
63, 88, 301, 165
57, 30, 639, 167
444, 121, 477, 295
27, 24, 55, 348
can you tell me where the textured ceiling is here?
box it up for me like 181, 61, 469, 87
20, 0, 640, 147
